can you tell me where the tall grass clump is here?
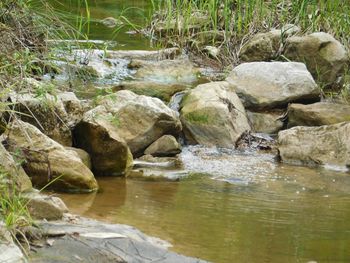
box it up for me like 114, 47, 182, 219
150, 0, 350, 60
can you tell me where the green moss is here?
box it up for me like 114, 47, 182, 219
184, 112, 210, 124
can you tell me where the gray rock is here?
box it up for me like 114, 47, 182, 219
278, 122, 350, 167
284, 32, 349, 86
226, 62, 320, 110
247, 111, 284, 134
144, 135, 181, 157
287, 102, 350, 127
3, 120, 98, 192
30, 217, 208, 263
180, 81, 251, 148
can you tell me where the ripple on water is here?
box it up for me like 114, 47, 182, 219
180, 145, 277, 184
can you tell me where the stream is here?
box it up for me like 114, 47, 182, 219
49, 1, 350, 263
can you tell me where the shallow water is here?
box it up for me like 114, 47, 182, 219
59, 147, 350, 263
48, 0, 154, 50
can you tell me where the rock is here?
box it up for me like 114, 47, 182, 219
73, 106, 133, 176
128, 59, 199, 84
247, 111, 284, 134
57, 92, 85, 127
239, 25, 300, 62
3, 120, 98, 192
10, 90, 72, 146
65, 147, 92, 170
0, 143, 32, 192
239, 31, 280, 62
180, 81, 251, 148
284, 32, 349, 86
287, 102, 350, 128
31, 217, 208, 263
113, 81, 189, 102
144, 135, 182, 157
226, 62, 320, 110
203, 46, 220, 58
136, 155, 183, 169
0, 222, 27, 263
24, 191, 68, 220
278, 122, 350, 167
101, 17, 122, 28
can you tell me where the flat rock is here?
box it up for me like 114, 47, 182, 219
226, 62, 320, 110
180, 81, 251, 148
287, 102, 350, 127
30, 217, 208, 263
278, 122, 350, 168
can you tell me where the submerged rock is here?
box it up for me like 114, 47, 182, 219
287, 102, 350, 127
0, 143, 32, 192
226, 62, 320, 110
278, 122, 350, 168
180, 81, 250, 148
144, 135, 182, 157
3, 120, 98, 192
247, 111, 284, 134
284, 32, 348, 86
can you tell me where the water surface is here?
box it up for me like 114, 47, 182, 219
59, 147, 350, 263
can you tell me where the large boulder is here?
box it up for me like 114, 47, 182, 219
284, 32, 349, 86
278, 122, 350, 167
10, 91, 72, 146
0, 143, 32, 192
288, 102, 350, 127
0, 222, 26, 263
180, 81, 250, 148
74, 90, 181, 174
3, 120, 98, 192
247, 111, 284, 134
144, 135, 182, 157
226, 62, 320, 110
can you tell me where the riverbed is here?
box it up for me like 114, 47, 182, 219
50, 1, 350, 262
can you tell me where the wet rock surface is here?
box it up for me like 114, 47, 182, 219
29, 216, 208, 263
247, 111, 284, 134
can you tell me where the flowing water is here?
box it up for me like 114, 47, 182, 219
50, 1, 350, 262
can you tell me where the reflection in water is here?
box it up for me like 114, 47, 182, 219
60, 147, 350, 263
